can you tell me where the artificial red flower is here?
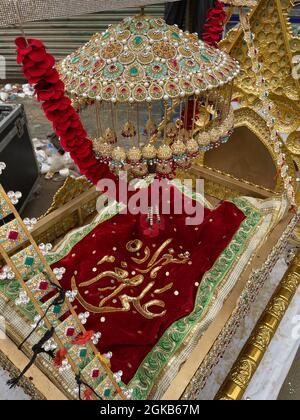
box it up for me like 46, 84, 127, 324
26, 66, 47, 77
18, 47, 33, 57
23, 56, 36, 68
15, 36, 117, 185
143, 224, 160, 238
36, 55, 55, 69
139, 213, 165, 238
28, 38, 44, 48
28, 48, 47, 62
202, 1, 226, 47
15, 37, 28, 48
44, 69, 60, 84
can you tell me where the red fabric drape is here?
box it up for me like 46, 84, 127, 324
51, 197, 245, 383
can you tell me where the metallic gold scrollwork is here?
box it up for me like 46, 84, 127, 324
120, 282, 167, 319
79, 267, 128, 288
220, 0, 300, 110
147, 239, 173, 267
150, 266, 162, 279
154, 283, 173, 294
97, 255, 115, 265
230, 358, 254, 389
131, 246, 150, 264
126, 239, 143, 252
136, 254, 189, 277
71, 237, 190, 320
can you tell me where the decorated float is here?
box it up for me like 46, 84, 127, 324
0, 0, 300, 400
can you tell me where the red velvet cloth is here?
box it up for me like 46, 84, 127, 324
52, 198, 245, 384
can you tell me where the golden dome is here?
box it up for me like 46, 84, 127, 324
142, 144, 157, 159
157, 144, 173, 160
171, 140, 186, 155
112, 146, 126, 161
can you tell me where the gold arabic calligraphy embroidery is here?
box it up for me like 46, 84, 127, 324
71, 238, 189, 319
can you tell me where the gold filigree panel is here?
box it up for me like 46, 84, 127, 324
43, 176, 92, 217
220, 0, 300, 133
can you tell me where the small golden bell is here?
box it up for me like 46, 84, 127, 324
121, 121, 136, 138
104, 127, 117, 144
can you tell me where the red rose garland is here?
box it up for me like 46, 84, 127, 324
202, 1, 226, 47
15, 37, 115, 185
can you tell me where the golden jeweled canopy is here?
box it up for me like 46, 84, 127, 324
58, 15, 240, 179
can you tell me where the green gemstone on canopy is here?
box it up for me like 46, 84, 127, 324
130, 67, 138, 76
104, 388, 111, 397
79, 348, 88, 358
71, 57, 80, 64
24, 256, 34, 266
103, 32, 110, 39
134, 36, 143, 45
200, 53, 210, 63
53, 305, 62, 314
172, 32, 180, 39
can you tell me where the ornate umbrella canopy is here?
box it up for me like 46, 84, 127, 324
59, 15, 239, 104
58, 14, 240, 179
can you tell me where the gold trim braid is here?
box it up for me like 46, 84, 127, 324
215, 252, 300, 400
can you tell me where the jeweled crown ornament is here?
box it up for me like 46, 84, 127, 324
58, 13, 240, 179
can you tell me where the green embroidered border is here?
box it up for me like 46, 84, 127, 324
0, 281, 36, 321
127, 197, 262, 400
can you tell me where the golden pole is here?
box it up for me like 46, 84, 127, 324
215, 252, 300, 400
191, 95, 197, 137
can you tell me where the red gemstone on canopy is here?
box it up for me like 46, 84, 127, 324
38, 280, 49, 291
91, 369, 100, 378
66, 327, 75, 337
8, 230, 19, 241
